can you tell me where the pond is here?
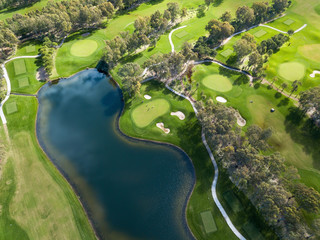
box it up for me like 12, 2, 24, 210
36, 69, 195, 240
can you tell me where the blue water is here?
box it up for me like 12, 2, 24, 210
37, 69, 195, 240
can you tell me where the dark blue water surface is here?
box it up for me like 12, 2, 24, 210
37, 69, 195, 240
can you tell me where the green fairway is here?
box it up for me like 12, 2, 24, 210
220, 49, 234, 58
202, 75, 233, 92
278, 62, 306, 81
13, 60, 26, 75
283, 18, 295, 25
131, 98, 170, 128
175, 30, 189, 39
200, 211, 217, 234
5, 102, 17, 114
6, 58, 44, 94
314, 4, 320, 15
253, 29, 267, 38
18, 77, 29, 88
70, 40, 98, 57
298, 44, 320, 63
1, 96, 96, 240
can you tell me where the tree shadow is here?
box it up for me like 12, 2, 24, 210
274, 92, 282, 99
277, 98, 289, 107
233, 74, 249, 85
213, 0, 224, 7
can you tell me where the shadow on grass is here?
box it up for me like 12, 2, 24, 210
284, 107, 320, 170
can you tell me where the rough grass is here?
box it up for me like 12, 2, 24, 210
200, 211, 217, 234
314, 3, 320, 15
131, 98, 170, 128
2, 95, 96, 240
70, 40, 98, 57
222, 191, 244, 213
242, 221, 263, 240
202, 74, 233, 92
13, 59, 26, 75
278, 62, 306, 81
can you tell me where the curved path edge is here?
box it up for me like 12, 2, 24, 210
165, 84, 246, 240
169, 25, 187, 52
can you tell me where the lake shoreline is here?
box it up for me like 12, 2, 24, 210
34, 68, 197, 240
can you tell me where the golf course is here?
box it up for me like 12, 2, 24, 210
0, 0, 320, 239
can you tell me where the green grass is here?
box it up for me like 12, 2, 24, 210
1, 95, 96, 240
220, 49, 234, 58
18, 77, 29, 88
253, 29, 267, 38
25, 45, 36, 53
283, 18, 295, 25
298, 44, 320, 63
131, 98, 170, 128
200, 211, 217, 234
315, 4, 320, 15
70, 40, 98, 57
278, 62, 306, 81
175, 30, 189, 39
202, 74, 233, 92
13, 59, 26, 75
242, 221, 264, 240
222, 191, 244, 213
6, 58, 44, 94
5, 102, 17, 114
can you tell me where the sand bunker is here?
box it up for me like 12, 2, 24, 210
310, 70, 320, 78
234, 111, 246, 127
216, 96, 227, 103
144, 95, 152, 100
156, 122, 170, 134
170, 111, 185, 120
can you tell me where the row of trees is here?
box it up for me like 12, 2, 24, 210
0, 0, 39, 10
6, 0, 115, 40
197, 100, 320, 239
39, 37, 56, 77
104, 3, 185, 69
299, 86, 320, 126
0, 23, 18, 62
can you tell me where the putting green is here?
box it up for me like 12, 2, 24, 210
131, 99, 170, 128
278, 62, 305, 81
202, 74, 233, 92
298, 44, 320, 63
70, 40, 98, 57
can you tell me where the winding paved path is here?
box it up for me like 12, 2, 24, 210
165, 84, 246, 240
0, 55, 40, 124
169, 25, 187, 52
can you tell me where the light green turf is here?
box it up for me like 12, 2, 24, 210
13, 60, 26, 75
283, 18, 295, 25
278, 62, 306, 81
220, 49, 234, 58
202, 74, 233, 92
25, 45, 36, 53
5, 102, 17, 114
223, 191, 244, 213
315, 4, 320, 15
298, 44, 320, 63
253, 29, 267, 38
200, 211, 217, 234
70, 40, 98, 57
131, 98, 170, 128
18, 77, 29, 88
6, 58, 44, 94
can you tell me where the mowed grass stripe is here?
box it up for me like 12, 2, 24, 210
14, 59, 27, 75
200, 211, 217, 234
131, 99, 170, 128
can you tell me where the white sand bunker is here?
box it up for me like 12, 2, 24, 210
156, 122, 170, 134
310, 70, 320, 78
144, 95, 152, 100
216, 96, 227, 103
234, 111, 246, 127
170, 111, 185, 120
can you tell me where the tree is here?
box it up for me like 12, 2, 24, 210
233, 34, 256, 60
205, 19, 234, 43
272, 0, 289, 13
220, 11, 232, 22
118, 63, 142, 96
294, 184, 320, 213
180, 42, 197, 61
181, 7, 187, 18
192, 36, 217, 59
290, 80, 301, 96
235, 6, 255, 29
299, 86, 320, 125
167, 2, 180, 22
281, 82, 288, 92
252, 2, 269, 23
197, 5, 206, 18
204, 0, 213, 6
